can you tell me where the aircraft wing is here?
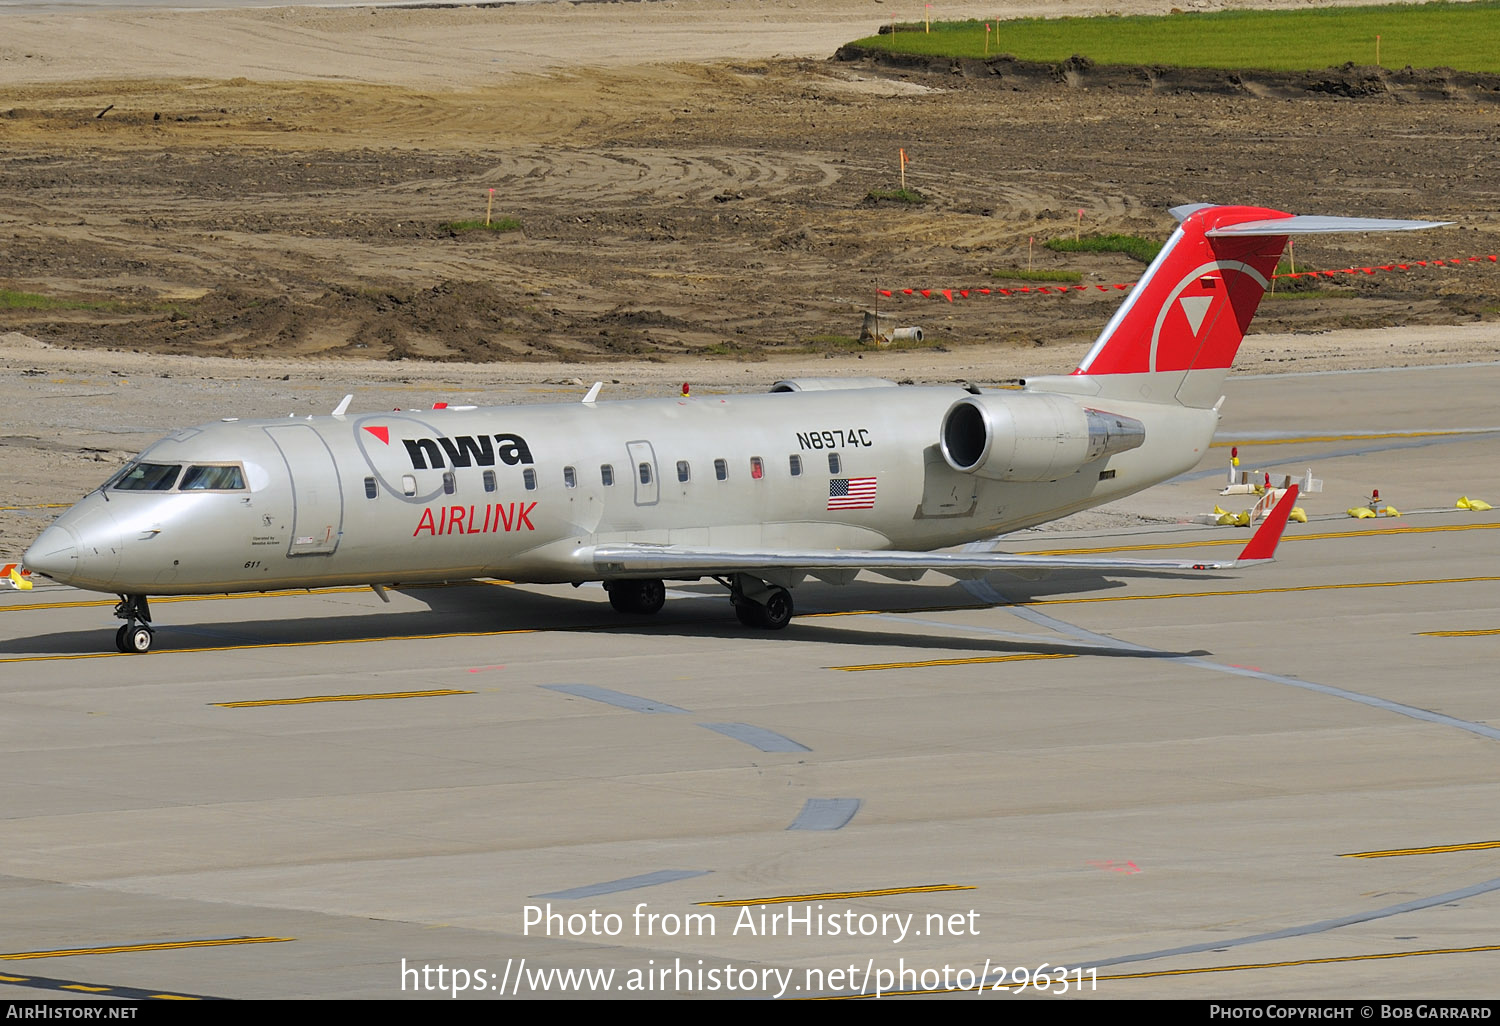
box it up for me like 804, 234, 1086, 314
593, 488, 1297, 581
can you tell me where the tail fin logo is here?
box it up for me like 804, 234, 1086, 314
1150, 259, 1271, 372
1179, 295, 1213, 336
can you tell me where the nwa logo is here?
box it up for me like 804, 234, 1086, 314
362, 427, 534, 470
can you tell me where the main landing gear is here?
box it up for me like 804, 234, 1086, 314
605, 578, 667, 616
602, 575, 795, 630
724, 574, 794, 631
113, 594, 154, 654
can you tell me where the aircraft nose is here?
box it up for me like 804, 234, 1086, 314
23, 524, 77, 580
24, 503, 123, 588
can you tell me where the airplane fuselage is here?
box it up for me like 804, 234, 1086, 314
26, 381, 1216, 596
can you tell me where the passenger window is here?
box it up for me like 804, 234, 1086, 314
601, 464, 614, 487
364, 477, 378, 499
639, 463, 652, 486
750, 457, 764, 481
401, 474, 417, 497
828, 453, 841, 474
112, 463, 180, 491
564, 466, 577, 489
483, 470, 496, 493
677, 460, 690, 483
442, 471, 456, 495
180, 464, 246, 491
714, 458, 728, 481
523, 468, 537, 491
789, 455, 802, 477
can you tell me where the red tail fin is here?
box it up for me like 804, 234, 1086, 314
1074, 205, 1290, 407
1069, 205, 1449, 408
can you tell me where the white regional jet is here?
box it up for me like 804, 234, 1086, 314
23, 204, 1445, 653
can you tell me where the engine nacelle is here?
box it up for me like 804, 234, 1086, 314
939, 394, 1146, 482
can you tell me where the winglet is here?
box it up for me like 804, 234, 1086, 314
1235, 484, 1299, 564
8, 567, 33, 591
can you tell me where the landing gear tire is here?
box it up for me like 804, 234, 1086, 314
127, 625, 154, 654
732, 586, 794, 630
111, 593, 155, 654
757, 587, 794, 630
114, 623, 154, 653
606, 579, 666, 616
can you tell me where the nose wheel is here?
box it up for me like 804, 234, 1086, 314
112, 594, 155, 654
114, 623, 155, 654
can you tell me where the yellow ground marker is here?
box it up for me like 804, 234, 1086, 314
829, 653, 1076, 672
699, 884, 974, 907
1420, 628, 1500, 637
0, 936, 293, 960
213, 689, 472, 708
1340, 840, 1500, 858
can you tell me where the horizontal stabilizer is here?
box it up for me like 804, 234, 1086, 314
1205, 215, 1452, 237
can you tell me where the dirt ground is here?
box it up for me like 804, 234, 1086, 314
3, 0, 1500, 557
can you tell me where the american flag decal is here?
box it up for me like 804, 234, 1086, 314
828, 476, 877, 510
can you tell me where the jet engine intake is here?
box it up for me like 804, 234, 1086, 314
939, 394, 1145, 482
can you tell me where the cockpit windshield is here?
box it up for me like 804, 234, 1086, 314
109, 463, 248, 492
180, 465, 246, 490
111, 463, 181, 491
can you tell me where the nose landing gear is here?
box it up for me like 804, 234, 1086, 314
112, 594, 154, 653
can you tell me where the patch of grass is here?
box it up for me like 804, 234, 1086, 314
1, 289, 89, 311
849, 2, 1500, 74
866, 188, 927, 204
990, 267, 1083, 283
1045, 234, 1161, 264
444, 218, 522, 233
0, 288, 152, 313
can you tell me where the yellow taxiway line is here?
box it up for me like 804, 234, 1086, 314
213, 689, 472, 708
1023, 519, 1500, 557
1210, 428, 1497, 448
1340, 840, 1500, 859
828, 653, 1076, 672
0, 936, 292, 960
842, 944, 1500, 998
698, 884, 975, 908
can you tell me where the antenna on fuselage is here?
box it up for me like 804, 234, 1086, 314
582, 382, 603, 404
332, 394, 353, 416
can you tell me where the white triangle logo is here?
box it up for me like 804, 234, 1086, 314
1179, 295, 1212, 336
